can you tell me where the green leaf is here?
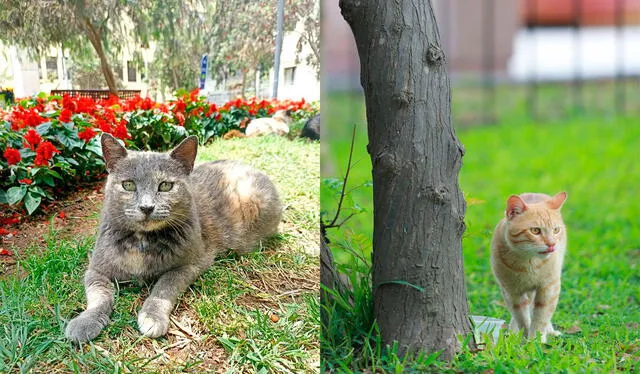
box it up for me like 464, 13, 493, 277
6, 186, 27, 205
23, 192, 41, 215
42, 174, 55, 187
161, 131, 171, 143
36, 122, 52, 135
0, 190, 7, 204
66, 157, 80, 166
47, 169, 63, 180
30, 186, 47, 197
85, 143, 103, 156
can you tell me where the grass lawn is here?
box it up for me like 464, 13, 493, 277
322, 92, 640, 372
0, 135, 320, 373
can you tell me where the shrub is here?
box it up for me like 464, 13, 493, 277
0, 90, 318, 215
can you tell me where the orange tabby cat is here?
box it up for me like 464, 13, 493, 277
491, 192, 568, 343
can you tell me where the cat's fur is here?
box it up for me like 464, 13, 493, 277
65, 134, 282, 343
490, 192, 567, 343
245, 110, 291, 137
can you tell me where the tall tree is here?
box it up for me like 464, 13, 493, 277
131, 0, 217, 92
203, 0, 317, 96
0, 0, 130, 96
339, 0, 474, 360
294, 0, 320, 79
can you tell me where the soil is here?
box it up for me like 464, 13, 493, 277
0, 182, 104, 278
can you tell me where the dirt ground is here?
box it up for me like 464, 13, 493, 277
0, 182, 103, 277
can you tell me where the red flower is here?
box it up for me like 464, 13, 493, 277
59, 108, 72, 123
0, 248, 13, 256
76, 97, 96, 114
0, 214, 20, 226
124, 95, 147, 111
96, 117, 113, 133
175, 112, 185, 126
191, 106, 204, 116
102, 108, 116, 123
34, 141, 59, 167
113, 120, 131, 140
158, 104, 169, 113
18, 178, 33, 185
173, 99, 186, 114
62, 94, 77, 111
3, 147, 21, 165
141, 97, 154, 110
23, 129, 43, 150
10, 107, 47, 130
100, 95, 121, 107
0, 228, 9, 236
189, 88, 200, 102
58, 211, 66, 219
78, 127, 97, 142
214, 113, 222, 121
206, 103, 217, 117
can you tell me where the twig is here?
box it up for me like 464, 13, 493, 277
324, 124, 357, 229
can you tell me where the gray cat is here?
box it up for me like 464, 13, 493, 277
65, 133, 282, 343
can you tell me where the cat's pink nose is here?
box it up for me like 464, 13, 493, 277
546, 245, 555, 252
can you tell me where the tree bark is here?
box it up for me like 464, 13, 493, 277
320, 226, 350, 327
339, 0, 474, 360
84, 17, 118, 96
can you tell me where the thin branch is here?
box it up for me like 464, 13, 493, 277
326, 124, 357, 229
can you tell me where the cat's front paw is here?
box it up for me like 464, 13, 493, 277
137, 310, 170, 338
65, 312, 109, 343
535, 327, 561, 343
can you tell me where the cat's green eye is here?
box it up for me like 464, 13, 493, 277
553, 227, 561, 234
530, 227, 541, 235
122, 180, 136, 191
158, 181, 174, 192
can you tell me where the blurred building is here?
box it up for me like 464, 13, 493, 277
0, 43, 152, 98
323, 0, 640, 90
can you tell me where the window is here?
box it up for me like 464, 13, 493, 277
114, 64, 123, 81
46, 57, 58, 81
284, 67, 296, 86
127, 61, 137, 82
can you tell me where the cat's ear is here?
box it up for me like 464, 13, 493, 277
547, 191, 567, 210
101, 133, 128, 173
506, 195, 527, 219
170, 136, 198, 174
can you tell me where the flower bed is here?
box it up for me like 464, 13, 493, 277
0, 89, 318, 216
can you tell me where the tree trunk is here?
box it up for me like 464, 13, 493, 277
84, 18, 118, 96
339, 0, 474, 360
320, 226, 349, 327
240, 69, 247, 98
171, 67, 180, 90
272, 0, 285, 98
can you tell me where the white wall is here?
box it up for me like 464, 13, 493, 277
275, 16, 320, 102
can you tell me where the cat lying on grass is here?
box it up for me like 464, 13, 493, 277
65, 134, 282, 343
491, 192, 568, 343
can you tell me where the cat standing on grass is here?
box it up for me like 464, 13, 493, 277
65, 134, 282, 343
490, 192, 568, 343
